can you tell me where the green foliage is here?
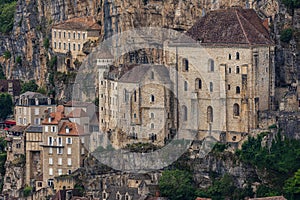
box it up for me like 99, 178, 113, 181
16, 55, 22, 64
280, 28, 293, 43
0, 93, 13, 120
0, 64, 5, 80
48, 56, 57, 70
23, 186, 33, 197
268, 124, 277, 129
37, 86, 47, 95
284, 168, 300, 199
93, 97, 99, 107
281, 0, 300, 9
3, 50, 11, 59
0, 1, 16, 33
21, 80, 39, 93
0, 151, 6, 192
195, 174, 254, 200
74, 184, 84, 196
159, 169, 195, 200
256, 185, 281, 198
237, 132, 300, 193
212, 143, 228, 152
43, 37, 50, 49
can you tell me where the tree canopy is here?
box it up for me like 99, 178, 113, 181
0, 93, 13, 120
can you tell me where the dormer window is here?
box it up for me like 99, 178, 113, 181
47, 98, 51, 105
35, 98, 39, 105
66, 126, 70, 134
48, 117, 51, 123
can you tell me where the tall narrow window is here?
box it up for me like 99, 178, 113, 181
63, 43, 66, 50
73, 43, 76, 51
233, 103, 240, 116
183, 58, 189, 71
210, 82, 213, 92
207, 106, 213, 123
68, 32, 70, 38
133, 90, 137, 102
196, 78, 202, 90
182, 105, 187, 121
229, 54, 231, 60
151, 71, 154, 79
150, 95, 155, 102
73, 32, 76, 39
209, 59, 214, 72
54, 31, 56, 38
236, 66, 240, 74
63, 32, 66, 38
236, 86, 240, 94
68, 43, 70, 51
184, 81, 188, 91
78, 44, 81, 51
236, 52, 240, 60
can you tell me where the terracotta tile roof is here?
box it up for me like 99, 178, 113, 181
186, 8, 273, 46
67, 108, 88, 118
53, 16, 101, 31
42, 110, 65, 125
249, 196, 287, 200
58, 121, 84, 136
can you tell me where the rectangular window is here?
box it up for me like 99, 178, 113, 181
63, 43, 66, 50
49, 168, 53, 176
45, 126, 49, 132
59, 32, 61, 38
66, 138, 72, 144
54, 31, 56, 38
59, 42, 61, 49
48, 137, 53, 145
81, 147, 85, 155
67, 158, 72, 166
16, 143, 21, 148
78, 33, 80, 39
54, 42, 56, 49
57, 148, 63, 154
210, 82, 213, 92
73, 43, 76, 51
58, 158, 62, 165
78, 44, 81, 51
73, 32, 76, 39
58, 169, 62, 176
83, 33, 85, 39
63, 32, 66, 38
68, 32, 70, 38
49, 158, 53, 165
67, 147, 71, 155
58, 137, 62, 146
49, 147, 53, 154
51, 126, 56, 133
24, 118, 27, 125
34, 108, 39, 115
48, 179, 53, 187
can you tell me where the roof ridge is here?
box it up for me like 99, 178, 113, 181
235, 9, 251, 45
236, 10, 272, 45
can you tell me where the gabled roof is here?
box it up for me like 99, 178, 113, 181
9, 125, 27, 133
53, 16, 101, 31
58, 121, 84, 136
42, 110, 65, 125
118, 65, 170, 84
20, 91, 48, 99
186, 8, 273, 46
67, 108, 88, 118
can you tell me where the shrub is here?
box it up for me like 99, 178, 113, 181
280, 28, 293, 43
16, 56, 22, 64
23, 186, 32, 197
43, 37, 49, 49
3, 50, 11, 59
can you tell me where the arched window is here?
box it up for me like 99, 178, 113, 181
150, 95, 155, 102
208, 59, 214, 72
229, 54, 231, 60
183, 58, 189, 71
233, 103, 240, 116
184, 81, 188, 91
196, 78, 202, 90
236, 52, 240, 60
207, 106, 213, 123
236, 86, 240, 94
151, 123, 154, 129
236, 66, 240, 74
182, 105, 188, 121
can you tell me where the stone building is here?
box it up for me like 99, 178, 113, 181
98, 62, 174, 147
15, 91, 56, 126
165, 8, 275, 143
0, 79, 21, 99
41, 105, 86, 188
25, 125, 44, 191
52, 17, 101, 71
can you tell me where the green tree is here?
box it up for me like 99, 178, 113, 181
21, 80, 39, 93
159, 169, 195, 200
0, 93, 13, 120
280, 28, 293, 43
3, 50, 11, 59
284, 168, 300, 199
0, 64, 6, 80
43, 37, 49, 49
0, 1, 16, 33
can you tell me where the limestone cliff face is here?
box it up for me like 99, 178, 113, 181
0, 0, 286, 87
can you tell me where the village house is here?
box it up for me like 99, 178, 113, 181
40, 105, 87, 188
14, 91, 56, 126
164, 7, 275, 143
0, 79, 21, 100
52, 16, 101, 71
